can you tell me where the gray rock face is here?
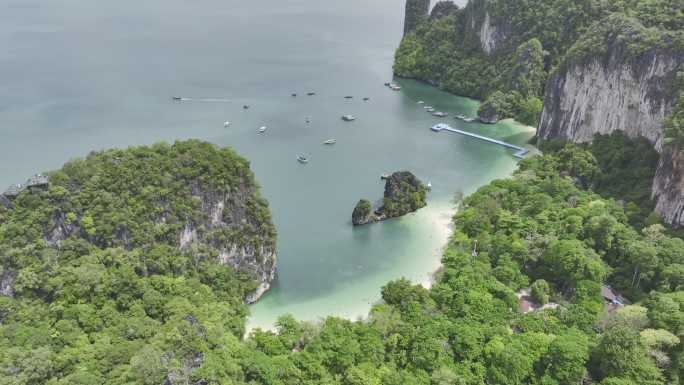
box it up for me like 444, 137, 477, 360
180, 184, 277, 304
352, 199, 374, 226
538, 50, 681, 150
0, 270, 16, 298
538, 43, 684, 226
0, 195, 11, 209
465, 0, 510, 55
654, 147, 684, 226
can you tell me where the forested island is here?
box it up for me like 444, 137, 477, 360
352, 172, 428, 226
0, 140, 279, 383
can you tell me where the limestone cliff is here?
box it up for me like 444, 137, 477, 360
179, 182, 277, 304
464, 0, 510, 55
0, 141, 277, 302
538, 49, 682, 150
404, 0, 430, 36
538, 18, 684, 226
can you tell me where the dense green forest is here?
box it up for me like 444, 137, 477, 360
3, 135, 684, 384
394, 0, 684, 126
0, 140, 276, 384
541, 132, 661, 228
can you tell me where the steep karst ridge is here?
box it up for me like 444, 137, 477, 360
0, 140, 277, 303
397, 0, 684, 226
538, 13, 684, 226
403, 0, 430, 36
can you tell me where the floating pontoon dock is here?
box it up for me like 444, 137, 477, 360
431, 123, 529, 159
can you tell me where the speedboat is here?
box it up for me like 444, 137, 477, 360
342, 115, 355, 121
307, 92, 316, 96
258, 126, 267, 133
224, 121, 231, 127
297, 155, 309, 163
433, 111, 448, 117
323, 139, 336, 145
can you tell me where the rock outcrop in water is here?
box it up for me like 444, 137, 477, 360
352, 199, 374, 226
352, 172, 428, 226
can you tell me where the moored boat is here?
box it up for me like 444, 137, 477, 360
258, 126, 267, 133
431, 123, 449, 132
341, 115, 356, 121
323, 139, 336, 145
433, 111, 448, 117
297, 154, 309, 163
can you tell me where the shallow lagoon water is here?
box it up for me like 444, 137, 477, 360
0, 0, 532, 330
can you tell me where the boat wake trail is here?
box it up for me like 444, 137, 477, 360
174, 97, 233, 103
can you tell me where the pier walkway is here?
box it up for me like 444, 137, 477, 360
431, 123, 529, 159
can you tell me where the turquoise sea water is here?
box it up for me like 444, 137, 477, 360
0, 0, 532, 329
